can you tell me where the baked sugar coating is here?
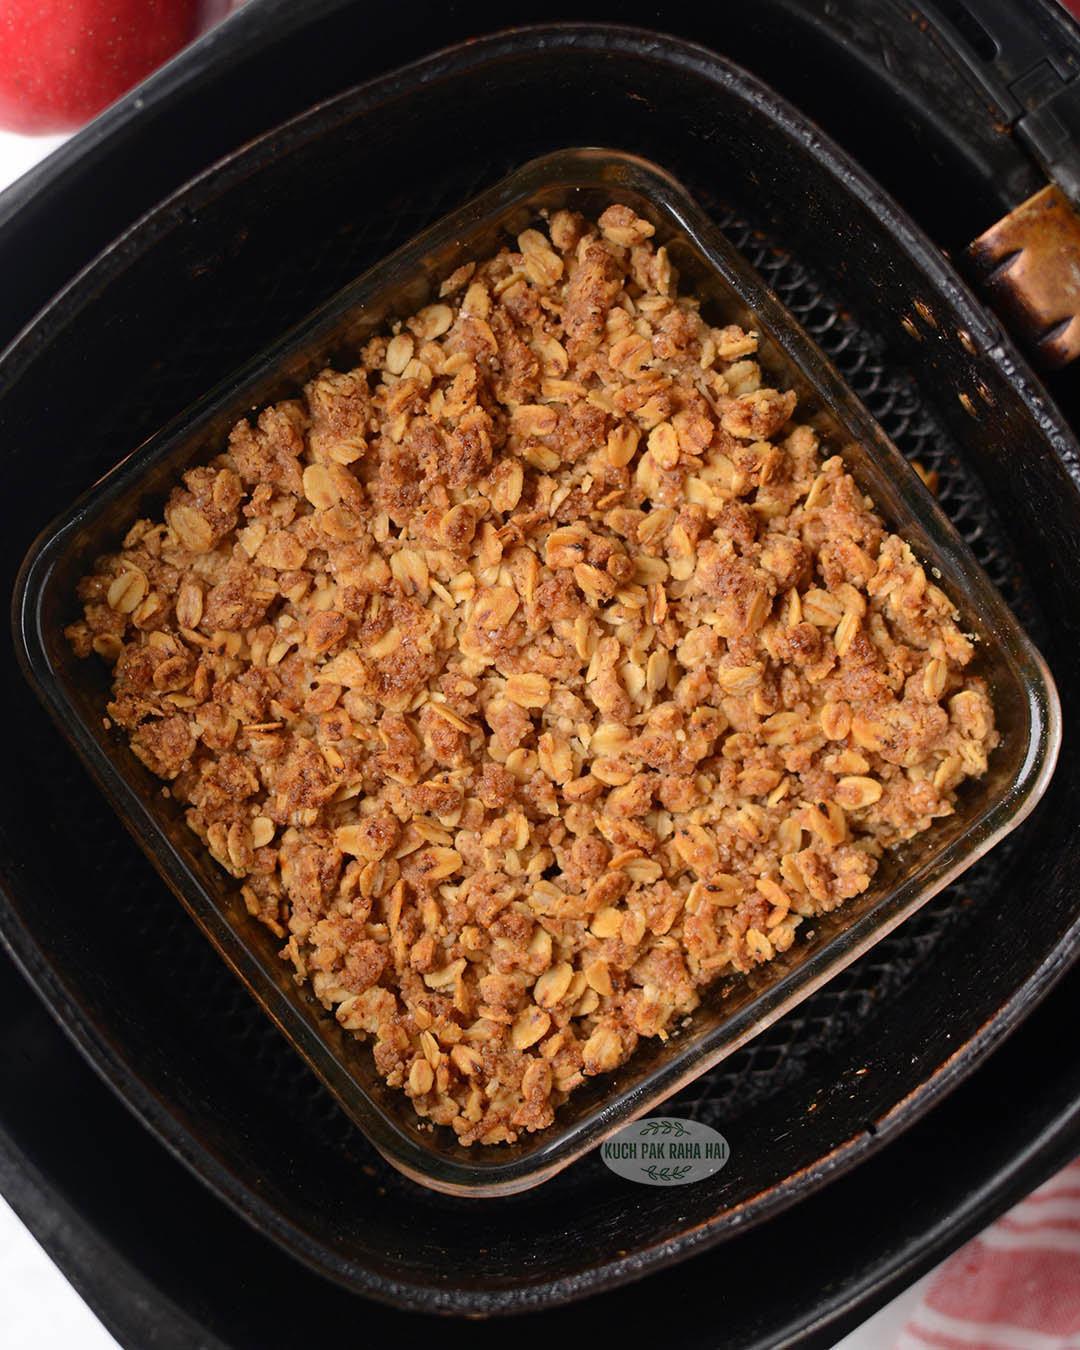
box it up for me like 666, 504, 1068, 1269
67, 204, 998, 1145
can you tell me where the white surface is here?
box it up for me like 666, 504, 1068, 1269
0, 130, 70, 197
0, 99, 953, 1350
0, 1196, 120, 1349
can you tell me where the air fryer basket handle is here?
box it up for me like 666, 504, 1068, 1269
891, 2, 1080, 369
913, 0, 1080, 203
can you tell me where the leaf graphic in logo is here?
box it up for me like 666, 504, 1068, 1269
642, 1165, 694, 1182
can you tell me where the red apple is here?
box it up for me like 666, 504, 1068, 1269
0, 0, 205, 135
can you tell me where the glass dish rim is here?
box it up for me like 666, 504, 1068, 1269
12, 146, 1063, 1197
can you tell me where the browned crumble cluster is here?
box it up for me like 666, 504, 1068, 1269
67, 204, 998, 1145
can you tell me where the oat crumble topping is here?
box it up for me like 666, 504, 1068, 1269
67, 203, 999, 1145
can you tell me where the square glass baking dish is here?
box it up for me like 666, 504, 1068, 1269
13, 147, 1061, 1197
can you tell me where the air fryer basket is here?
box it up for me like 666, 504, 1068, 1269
2, 25, 1079, 1312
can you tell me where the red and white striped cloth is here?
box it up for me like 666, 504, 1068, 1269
897, 1160, 1080, 1350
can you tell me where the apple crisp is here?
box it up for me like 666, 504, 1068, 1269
66, 203, 998, 1145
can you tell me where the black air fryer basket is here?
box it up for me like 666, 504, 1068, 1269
2, 0, 1080, 1344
